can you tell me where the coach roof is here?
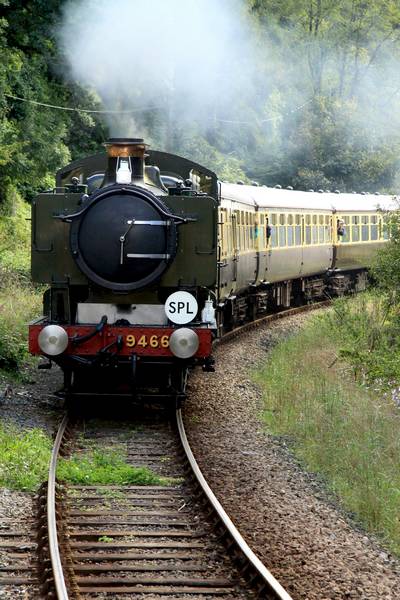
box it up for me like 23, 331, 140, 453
220, 183, 398, 212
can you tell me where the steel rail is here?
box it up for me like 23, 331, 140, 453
176, 408, 293, 600
47, 414, 70, 600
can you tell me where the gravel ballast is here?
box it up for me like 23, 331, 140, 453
184, 314, 400, 600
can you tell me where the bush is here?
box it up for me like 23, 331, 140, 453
326, 292, 400, 386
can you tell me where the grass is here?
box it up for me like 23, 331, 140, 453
0, 423, 175, 492
0, 424, 52, 491
0, 193, 43, 374
255, 303, 400, 556
57, 447, 174, 486
0, 271, 43, 373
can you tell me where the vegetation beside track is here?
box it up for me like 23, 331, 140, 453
0, 422, 170, 491
256, 295, 400, 556
57, 448, 174, 486
0, 193, 42, 375
0, 424, 51, 490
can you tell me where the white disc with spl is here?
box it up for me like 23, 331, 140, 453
165, 291, 198, 325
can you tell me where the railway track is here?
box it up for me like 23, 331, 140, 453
38, 407, 293, 599
37, 300, 331, 599
0, 301, 329, 598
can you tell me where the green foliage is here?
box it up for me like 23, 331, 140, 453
0, 188, 31, 272
1, 0, 400, 197
255, 311, 400, 555
371, 208, 400, 294
0, 190, 42, 372
57, 448, 170, 486
246, 1, 400, 191
325, 292, 400, 385
0, 0, 105, 207
0, 424, 51, 491
0, 273, 42, 372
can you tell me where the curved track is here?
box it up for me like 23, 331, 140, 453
41, 301, 331, 598
42, 409, 293, 599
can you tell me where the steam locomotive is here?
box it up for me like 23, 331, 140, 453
28, 138, 395, 402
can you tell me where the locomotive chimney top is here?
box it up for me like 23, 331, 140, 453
103, 138, 148, 187
105, 138, 148, 159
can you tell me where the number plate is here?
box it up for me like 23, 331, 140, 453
125, 334, 170, 349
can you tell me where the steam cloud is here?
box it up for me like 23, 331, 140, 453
59, 0, 253, 141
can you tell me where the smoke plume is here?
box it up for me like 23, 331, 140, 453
59, 0, 253, 141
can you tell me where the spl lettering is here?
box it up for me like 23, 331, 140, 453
168, 301, 195, 314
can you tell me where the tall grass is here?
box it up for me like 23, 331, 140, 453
255, 307, 400, 555
0, 193, 43, 372
0, 269, 43, 371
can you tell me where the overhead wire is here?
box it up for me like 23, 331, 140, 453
4, 93, 313, 123
4, 94, 162, 114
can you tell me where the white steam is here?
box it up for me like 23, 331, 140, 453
59, 0, 253, 139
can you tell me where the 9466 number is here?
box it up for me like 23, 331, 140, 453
125, 334, 169, 349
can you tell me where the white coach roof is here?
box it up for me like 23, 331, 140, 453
220, 183, 398, 212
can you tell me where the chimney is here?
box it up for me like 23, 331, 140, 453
102, 138, 148, 187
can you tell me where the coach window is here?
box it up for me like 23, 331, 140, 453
361, 215, 369, 241
352, 215, 360, 242
381, 216, 389, 240
312, 214, 318, 244
287, 214, 294, 246
370, 215, 378, 240
325, 215, 331, 242
270, 213, 278, 248
279, 214, 286, 247
248, 213, 252, 249
259, 213, 265, 248
305, 214, 311, 245
226, 211, 231, 255
295, 214, 301, 245
340, 216, 350, 243
249, 213, 254, 250
318, 215, 324, 243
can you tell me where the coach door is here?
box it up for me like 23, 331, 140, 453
231, 211, 239, 281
